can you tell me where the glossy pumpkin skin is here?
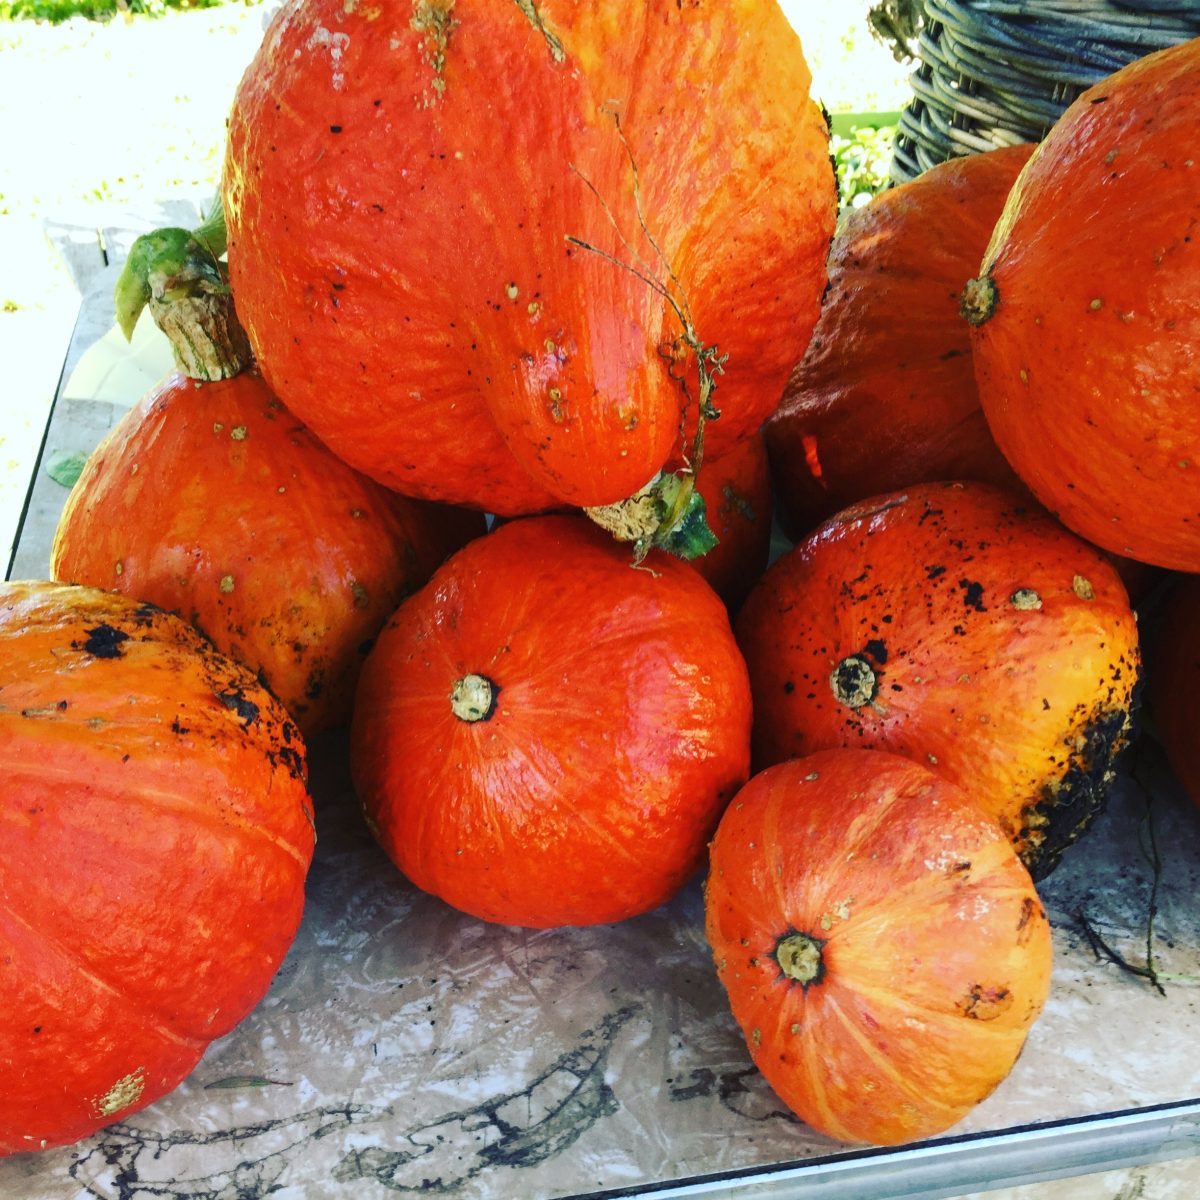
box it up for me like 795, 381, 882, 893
965, 40, 1200, 571
767, 145, 1033, 540
51, 369, 484, 736
706, 749, 1053, 1147
735, 481, 1141, 878
223, 0, 836, 513
352, 514, 752, 928
0, 582, 314, 1154
1148, 574, 1200, 807
689, 432, 774, 613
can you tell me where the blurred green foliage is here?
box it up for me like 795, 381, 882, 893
832, 123, 897, 210
0, 0, 226, 22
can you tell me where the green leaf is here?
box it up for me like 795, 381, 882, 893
44, 451, 89, 489
203, 1075, 292, 1090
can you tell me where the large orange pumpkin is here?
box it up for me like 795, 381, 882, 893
963, 39, 1200, 572
51, 369, 483, 736
735, 481, 1141, 878
351, 514, 752, 928
706, 749, 1053, 1147
1148, 573, 1200, 807
767, 144, 1033, 539
222, 0, 836, 518
0, 582, 314, 1154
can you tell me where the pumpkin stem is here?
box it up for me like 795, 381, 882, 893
960, 272, 999, 327
450, 673, 498, 722
113, 195, 253, 382
776, 931, 825, 988
584, 470, 719, 564
830, 653, 879, 709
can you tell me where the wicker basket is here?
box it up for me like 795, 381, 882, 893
890, 0, 1200, 182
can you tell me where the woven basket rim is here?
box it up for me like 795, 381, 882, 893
890, 0, 1200, 182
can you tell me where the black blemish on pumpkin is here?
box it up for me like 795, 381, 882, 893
269, 744, 306, 783
330, 124, 343, 133
1022, 701, 1137, 881
305, 675, 324, 702
783, 681, 795, 694
170, 716, 190, 736
958, 579, 986, 611
864, 638, 888, 665
56, 699, 68, 711
926, 564, 946, 579
939, 348, 965, 361
918, 506, 943, 525
78, 624, 130, 659
132, 602, 161, 627
217, 689, 260, 727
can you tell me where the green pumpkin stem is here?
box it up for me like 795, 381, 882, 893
113, 196, 252, 382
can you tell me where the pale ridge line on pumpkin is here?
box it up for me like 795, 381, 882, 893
0, 898, 209, 1051
820, 987, 971, 1117
821, 839, 1030, 943
0, 754, 312, 875
840, 977, 1034, 1041
480, 721, 654, 874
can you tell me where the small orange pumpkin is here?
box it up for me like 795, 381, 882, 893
52, 369, 483, 736
706, 748, 1053, 1147
351, 514, 752, 928
767, 144, 1033, 539
0, 582, 314, 1154
963, 39, 1200, 571
735, 481, 1141, 878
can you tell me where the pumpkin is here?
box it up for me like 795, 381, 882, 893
705, 748, 1053, 1147
1148, 573, 1200, 807
0, 582, 314, 1154
734, 481, 1141, 879
221, 0, 836, 524
51, 368, 484, 736
688, 432, 774, 613
767, 144, 1033, 540
351, 514, 752, 928
963, 39, 1200, 572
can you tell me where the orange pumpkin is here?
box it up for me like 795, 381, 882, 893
963, 39, 1200, 572
351, 514, 752, 927
0, 582, 314, 1154
735, 481, 1141, 878
1148, 573, 1200, 807
688, 432, 774, 612
767, 144, 1033, 539
51, 369, 483, 736
706, 749, 1053, 1147
222, 0, 836, 518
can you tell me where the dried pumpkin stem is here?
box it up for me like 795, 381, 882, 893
776, 931, 825, 989
960, 272, 999, 327
113, 196, 253, 382
450, 673, 498, 722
